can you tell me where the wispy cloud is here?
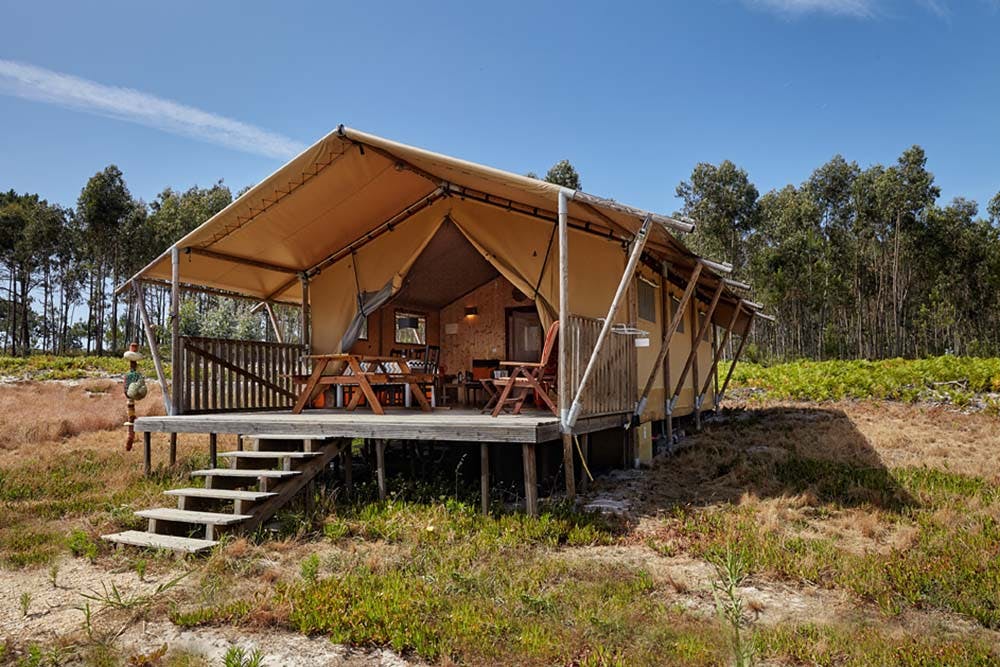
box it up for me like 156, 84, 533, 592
744, 0, 877, 17
0, 60, 305, 160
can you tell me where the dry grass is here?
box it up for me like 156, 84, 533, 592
0, 379, 166, 453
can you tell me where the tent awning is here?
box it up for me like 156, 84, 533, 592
122, 125, 749, 315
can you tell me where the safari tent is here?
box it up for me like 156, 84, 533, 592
107, 126, 764, 550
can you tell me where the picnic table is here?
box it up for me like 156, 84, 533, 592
292, 354, 434, 415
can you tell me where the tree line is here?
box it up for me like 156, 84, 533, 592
0, 166, 299, 357
3, 149, 997, 361
676, 146, 1000, 360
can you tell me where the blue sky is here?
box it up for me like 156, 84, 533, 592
1, 0, 998, 216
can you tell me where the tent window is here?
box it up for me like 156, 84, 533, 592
637, 279, 657, 323
671, 297, 684, 333
395, 311, 427, 344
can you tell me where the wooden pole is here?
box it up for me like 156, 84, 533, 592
143, 431, 151, 477
578, 434, 590, 493
718, 311, 757, 407
522, 443, 538, 517
691, 295, 701, 432
300, 275, 311, 354
168, 432, 177, 467
558, 190, 570, 430
209, 432, 218, 469
343, 445, 353, 499
480, 443, 490, 514
565, 216, 651, 429
562, 433, 576, 502
170, 247, 181, 416
133, 282, 172, 416
669, 281, 725, 411
661, 263, 673, 445
698, 303, 742, 401
264, 302, 284, 344
635, 262, 704, 417
376, 440, 386, 501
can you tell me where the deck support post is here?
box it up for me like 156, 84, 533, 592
169, 433, 177, 467
143, 431, 151, 477
717, 311, 757, 408
522, 443, 538, 516
342, 445, 353, 499
132, 281, 172, 416
209, 433, 218, 469
170, 246, 181, 416
375, 440, 387, 501
562, 432, 576, 502
480, 443, 490, 514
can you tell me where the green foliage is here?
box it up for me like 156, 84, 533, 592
222, 645, 265, 667
0, 354, 167, 380
299, 553, 320, 584
66, 529, 99, 562
543, 159, 582, 190
726, 355, 1000, 404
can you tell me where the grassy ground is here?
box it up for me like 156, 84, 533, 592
2, 371, 1000, 664
726, 355, 1000, 409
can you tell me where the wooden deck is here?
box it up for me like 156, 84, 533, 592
134, 408, 626, 444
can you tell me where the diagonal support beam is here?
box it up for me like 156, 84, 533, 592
565, 215, 653, 429
717, 310, 757, 408
668, 279, 725, 411
184, 247, 300, 274
132, 281, 172, 416
633, 261, 704, 420
263, 302, 284, 343
698, 301, 743, 401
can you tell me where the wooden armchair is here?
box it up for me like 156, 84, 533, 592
489, 320, 559, 417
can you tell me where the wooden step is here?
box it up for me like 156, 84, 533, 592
245, 434, 330, 441
218, 451, 320, 459
191, 468, 300, 478
102, 530, 217, 553
164, 488, 276, 502
135, 508, 251, 525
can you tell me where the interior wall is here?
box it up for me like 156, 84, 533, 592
438, 275, 527, 375
348, 302, 441, 357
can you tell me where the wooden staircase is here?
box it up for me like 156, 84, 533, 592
103, 435, 342, 553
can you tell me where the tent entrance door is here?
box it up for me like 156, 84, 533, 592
506, 306, 542, 363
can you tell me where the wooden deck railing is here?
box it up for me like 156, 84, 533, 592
176, 336, 308, 414
564, 314, 636, 417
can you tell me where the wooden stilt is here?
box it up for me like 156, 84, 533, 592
562, 432, 576, 502
343, 445, 353, 499
209, 433, 218, 469
143, 431, 151, 477
480, 443, 490, 514
522, 443, 538, 517
168, 432, 177, 467
376, 440, 386, 501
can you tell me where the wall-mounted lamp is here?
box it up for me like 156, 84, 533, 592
464, 306, 478, 318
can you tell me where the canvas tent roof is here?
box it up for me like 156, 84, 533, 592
123, 125, 756, 328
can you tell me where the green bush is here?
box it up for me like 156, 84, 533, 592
724, 355, 1000, 403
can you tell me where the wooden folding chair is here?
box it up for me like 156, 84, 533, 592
490, 321, 559, 417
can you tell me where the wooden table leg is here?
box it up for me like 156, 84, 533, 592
348, 358, 384, 415
408, 381, 431, 412
293, 358, 329, 414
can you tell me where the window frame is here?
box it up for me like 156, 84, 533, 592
394, 309, 428, 345
637, 277, 657, 323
